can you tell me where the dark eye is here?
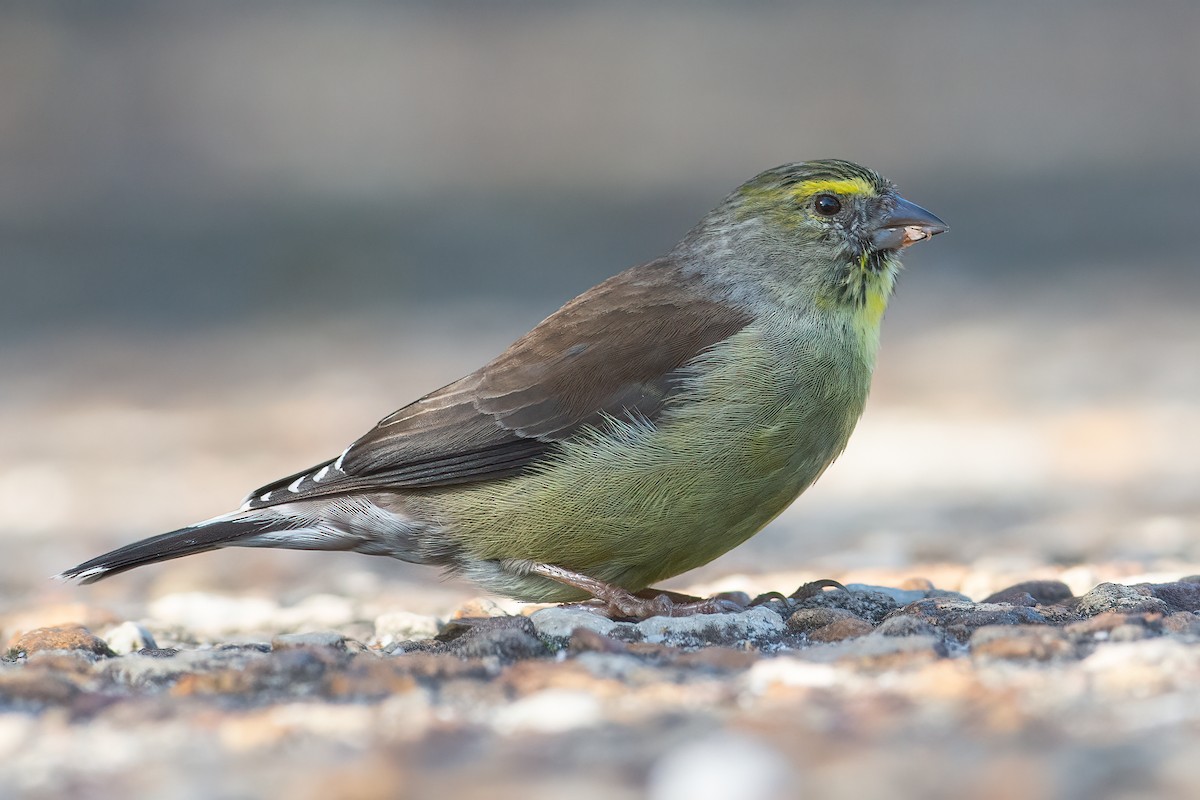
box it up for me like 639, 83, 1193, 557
813, 194, 842, 216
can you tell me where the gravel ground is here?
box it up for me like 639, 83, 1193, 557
5, 571, 1200, 800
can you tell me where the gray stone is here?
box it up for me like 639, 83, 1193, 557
100, 622, 159, 655
970, 624, 1078, 661
982, 580, 1073, 606
528, 607, 623, 646
635, 607, 786, 648
801, 633, 946, 665
886, 598, 1050, 643
373, 611, 441, 647
1077, 583, 1170, 617
793, 586, 900, 624
845, 583, 970, 606
271, 631, 367, 653
445, 616, 549, 661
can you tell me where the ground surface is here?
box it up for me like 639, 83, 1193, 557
5, 569, 1200, 800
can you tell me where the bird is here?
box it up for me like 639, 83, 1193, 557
61, 159, 946, 617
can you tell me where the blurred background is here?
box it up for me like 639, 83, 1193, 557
2, 0, 1198, 615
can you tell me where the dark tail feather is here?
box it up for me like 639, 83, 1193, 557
59, 516, 271, 584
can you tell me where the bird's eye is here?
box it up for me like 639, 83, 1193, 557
813, 194, 842, 216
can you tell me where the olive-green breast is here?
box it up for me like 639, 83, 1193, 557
423, 312, 875, 601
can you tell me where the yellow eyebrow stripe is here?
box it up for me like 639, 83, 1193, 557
794, 178, 875, 198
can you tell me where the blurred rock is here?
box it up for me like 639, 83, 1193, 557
1144, 580, 1200, 613
647, 733, 795, 800
100, 622, 158, 655
635, 607, 786, 649
372, 611, 440, 648
792, 585, 900, 624
844, 583, 971, 606
6, 624, 115, 660
786, 608, 875, 642
443, 616, 549, 663
529, 607, 621, 646
1076, 583, 1171, 617
983, 580, 1073, 606
491, 689, 603, 734
970, 625, 1077, 661
885, 599, 1050, 643
272, 631, 368, 654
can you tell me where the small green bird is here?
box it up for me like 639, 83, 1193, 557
62, 159, 946, 616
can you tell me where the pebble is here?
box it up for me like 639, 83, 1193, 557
886, 599, 1050, 643
982, 579, 1074, 606
372, 611, 441, 647
490, 689, 603, 734
6, 625, 116, 659
635, 606, 785, 647
845, 582, 970, 606
529, 606, 621, 644
970, 625, 1077, 661
100, 622, 158, 655
1076, 583, 1171, 617
792, 585, 900, 624
786, 608, 875, 642
271, 631, 367, 653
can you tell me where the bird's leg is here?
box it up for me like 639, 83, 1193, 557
528, 562, 745, 619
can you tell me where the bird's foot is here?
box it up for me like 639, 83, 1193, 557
529, 563, 746, 620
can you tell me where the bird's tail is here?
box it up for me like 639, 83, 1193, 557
58, 515, 273, 585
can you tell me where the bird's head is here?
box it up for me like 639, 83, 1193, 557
684, 159, 947, 326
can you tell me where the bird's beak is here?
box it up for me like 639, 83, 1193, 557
870, 195, 948, 251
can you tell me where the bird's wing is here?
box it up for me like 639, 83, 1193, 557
242, 260, 751, 508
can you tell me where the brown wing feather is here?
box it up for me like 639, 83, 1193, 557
245, 258, 750, 505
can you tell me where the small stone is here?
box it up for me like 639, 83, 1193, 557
272, 631, 366, 653
673, 646, 759, 671
100, 622, 158, 655
787, 607, 874, 641
971, 625, 1076, 661
6, 625, 116, 659
0, 670, 81, 706
792, 586, 900, 624
743, 657, 841, 692
446, 616, 549, 661
845, 583, 970, 607
872, 615, 940, 638
373, 611, 441, 647
1065, 611, 1158, 640
528, 607, 623, 646
1082, 639, 1200, 696
786, 607, 860, 633
567, 627, 629, 654
1076, 583, 1170, 617
635, 607, 786, 648
809, 616, 875, 643
983, 580, 1073, 606
885, 599, 1050, 643
802, 633, 945, 668
1163, 612, 1200, 636
1109, 623, 1151, 642
1146, 580, 1200, 613
452, 597, 524, 619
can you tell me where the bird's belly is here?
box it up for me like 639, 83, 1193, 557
421, 321, 873, 600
